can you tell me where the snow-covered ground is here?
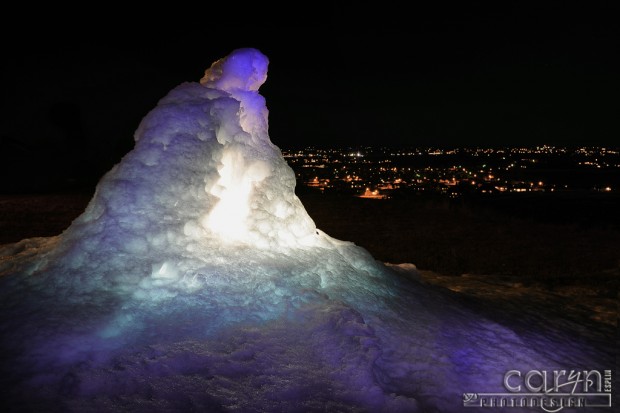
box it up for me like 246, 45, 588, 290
0, 49, 614, 413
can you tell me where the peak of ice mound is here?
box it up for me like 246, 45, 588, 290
62, 47, 324, 252
200, 47, 269, 92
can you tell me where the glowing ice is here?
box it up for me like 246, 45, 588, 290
205, 148, 270, 242
0, 48, 612, 413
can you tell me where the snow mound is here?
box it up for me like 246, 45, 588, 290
0, 49, 613, 413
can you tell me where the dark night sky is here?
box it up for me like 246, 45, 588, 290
1, 2, 617, 191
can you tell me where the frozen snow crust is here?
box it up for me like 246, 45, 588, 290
0, 49, 612, 412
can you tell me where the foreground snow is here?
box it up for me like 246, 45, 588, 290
0, 49, 614, 412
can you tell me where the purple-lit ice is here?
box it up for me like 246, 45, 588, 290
0, 49, 612, 413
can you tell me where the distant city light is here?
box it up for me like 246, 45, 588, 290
281, 145, 619, 198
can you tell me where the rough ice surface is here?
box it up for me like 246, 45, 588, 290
0, 49, 613, 413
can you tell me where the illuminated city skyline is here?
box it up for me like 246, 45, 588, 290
284, 145, 620, 199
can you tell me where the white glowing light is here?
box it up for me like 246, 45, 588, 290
204, 149, 268, 241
